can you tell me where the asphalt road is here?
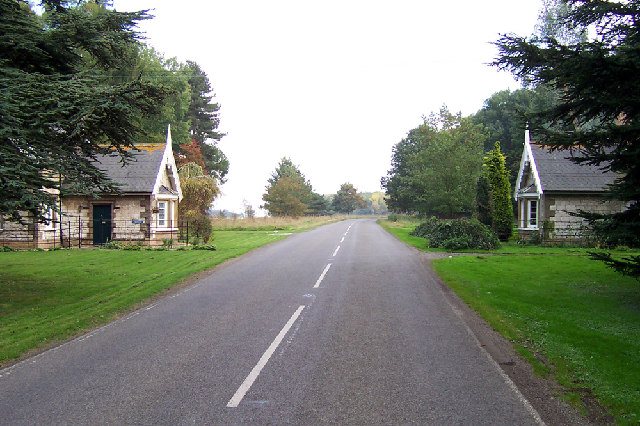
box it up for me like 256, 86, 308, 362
0, 219, 544, 425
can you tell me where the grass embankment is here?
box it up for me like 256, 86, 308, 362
0, 217, 347, 367
379, 217, 640, 424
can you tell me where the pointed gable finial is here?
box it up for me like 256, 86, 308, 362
166, 124, 173, 156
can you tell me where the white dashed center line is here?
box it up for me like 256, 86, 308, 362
227, 305, 306, 408
313, 263, 332, 288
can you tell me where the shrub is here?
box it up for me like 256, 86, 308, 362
192, 243, 217, 251
101, 241, 123, 250
484, 142, 513, 241
122, 243, 142, 251
410, 216, 440, 238
183, 212, 213, 243
388, 214, 401, 222
1, 246, 16, 252
412, 218, 500, 250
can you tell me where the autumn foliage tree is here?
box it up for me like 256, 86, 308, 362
262, 158, 313, 217
262, 177, 309, 217
178, 163, 219, 242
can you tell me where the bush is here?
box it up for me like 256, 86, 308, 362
192, 243, 217, 251
184, 212, 213, 243
410, 216, 440, 238
388, 214, 401, 222
0, 246, 16, 252
101, 241, 123, 250
122, 243, 142, 251
412, 217, 499, 250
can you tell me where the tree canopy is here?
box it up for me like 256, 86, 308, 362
472, 87, 557, 187
332, 183, 366, 214
262, 158, 313, 217
494, 0, 640, 274
382, 107, 486, 217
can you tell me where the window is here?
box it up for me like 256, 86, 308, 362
43, 208, 56, 230
528, 199, 538, 228
157, 201, 167, 227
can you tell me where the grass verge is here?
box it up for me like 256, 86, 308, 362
0, 230, 288, 367
380, 217, 640, 424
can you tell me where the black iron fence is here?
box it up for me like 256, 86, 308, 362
0, 218, 202, 249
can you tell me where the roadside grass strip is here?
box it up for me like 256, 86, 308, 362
432, 255, 640, 423
378, 218, 640, 423
0, 231, 287, 367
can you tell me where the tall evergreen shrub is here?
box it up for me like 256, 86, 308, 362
485, 142, 513, 241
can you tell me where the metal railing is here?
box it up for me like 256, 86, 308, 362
0, 217, 202, 249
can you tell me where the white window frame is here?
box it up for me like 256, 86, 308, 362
527, 199, 539, 229
157, 201, 167, 227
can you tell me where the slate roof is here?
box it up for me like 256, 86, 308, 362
94, 145, 165, 193
530, 144, 616, 192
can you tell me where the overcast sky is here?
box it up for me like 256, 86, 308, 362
112, 0, 542, 214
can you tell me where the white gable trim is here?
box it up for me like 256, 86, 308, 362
152, 124, 183, 201
514, 129, 543, 200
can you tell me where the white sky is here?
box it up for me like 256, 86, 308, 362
112, 0, 541, 214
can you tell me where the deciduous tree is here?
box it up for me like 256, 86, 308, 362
178, 162, 218, 242
332, 183, 366, 214
262, 158, 313, 217
262, 177, 308, 217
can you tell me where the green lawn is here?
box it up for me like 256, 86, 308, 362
0, 231, 286, 366
380, 218, 640, 424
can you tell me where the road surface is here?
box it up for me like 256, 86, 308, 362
0, 219, 544, 424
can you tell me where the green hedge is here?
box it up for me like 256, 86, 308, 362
410, 217, 499, 250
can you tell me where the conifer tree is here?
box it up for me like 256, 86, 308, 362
484, 142, 513, 241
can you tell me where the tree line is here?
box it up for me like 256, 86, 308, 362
259, 157, 383, 217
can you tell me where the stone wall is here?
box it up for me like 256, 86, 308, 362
543, 193, 628, 241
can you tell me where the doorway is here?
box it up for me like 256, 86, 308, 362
92, 204, 112, 245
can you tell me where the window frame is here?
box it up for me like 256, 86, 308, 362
527, 199, 538, 229
157, 201, 167, 227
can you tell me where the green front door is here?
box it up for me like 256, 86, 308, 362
93, 205, 112, 245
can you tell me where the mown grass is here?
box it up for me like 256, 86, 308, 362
433, 255, 640, 424
0, 230, 287, 366
379, 217, 640, 423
